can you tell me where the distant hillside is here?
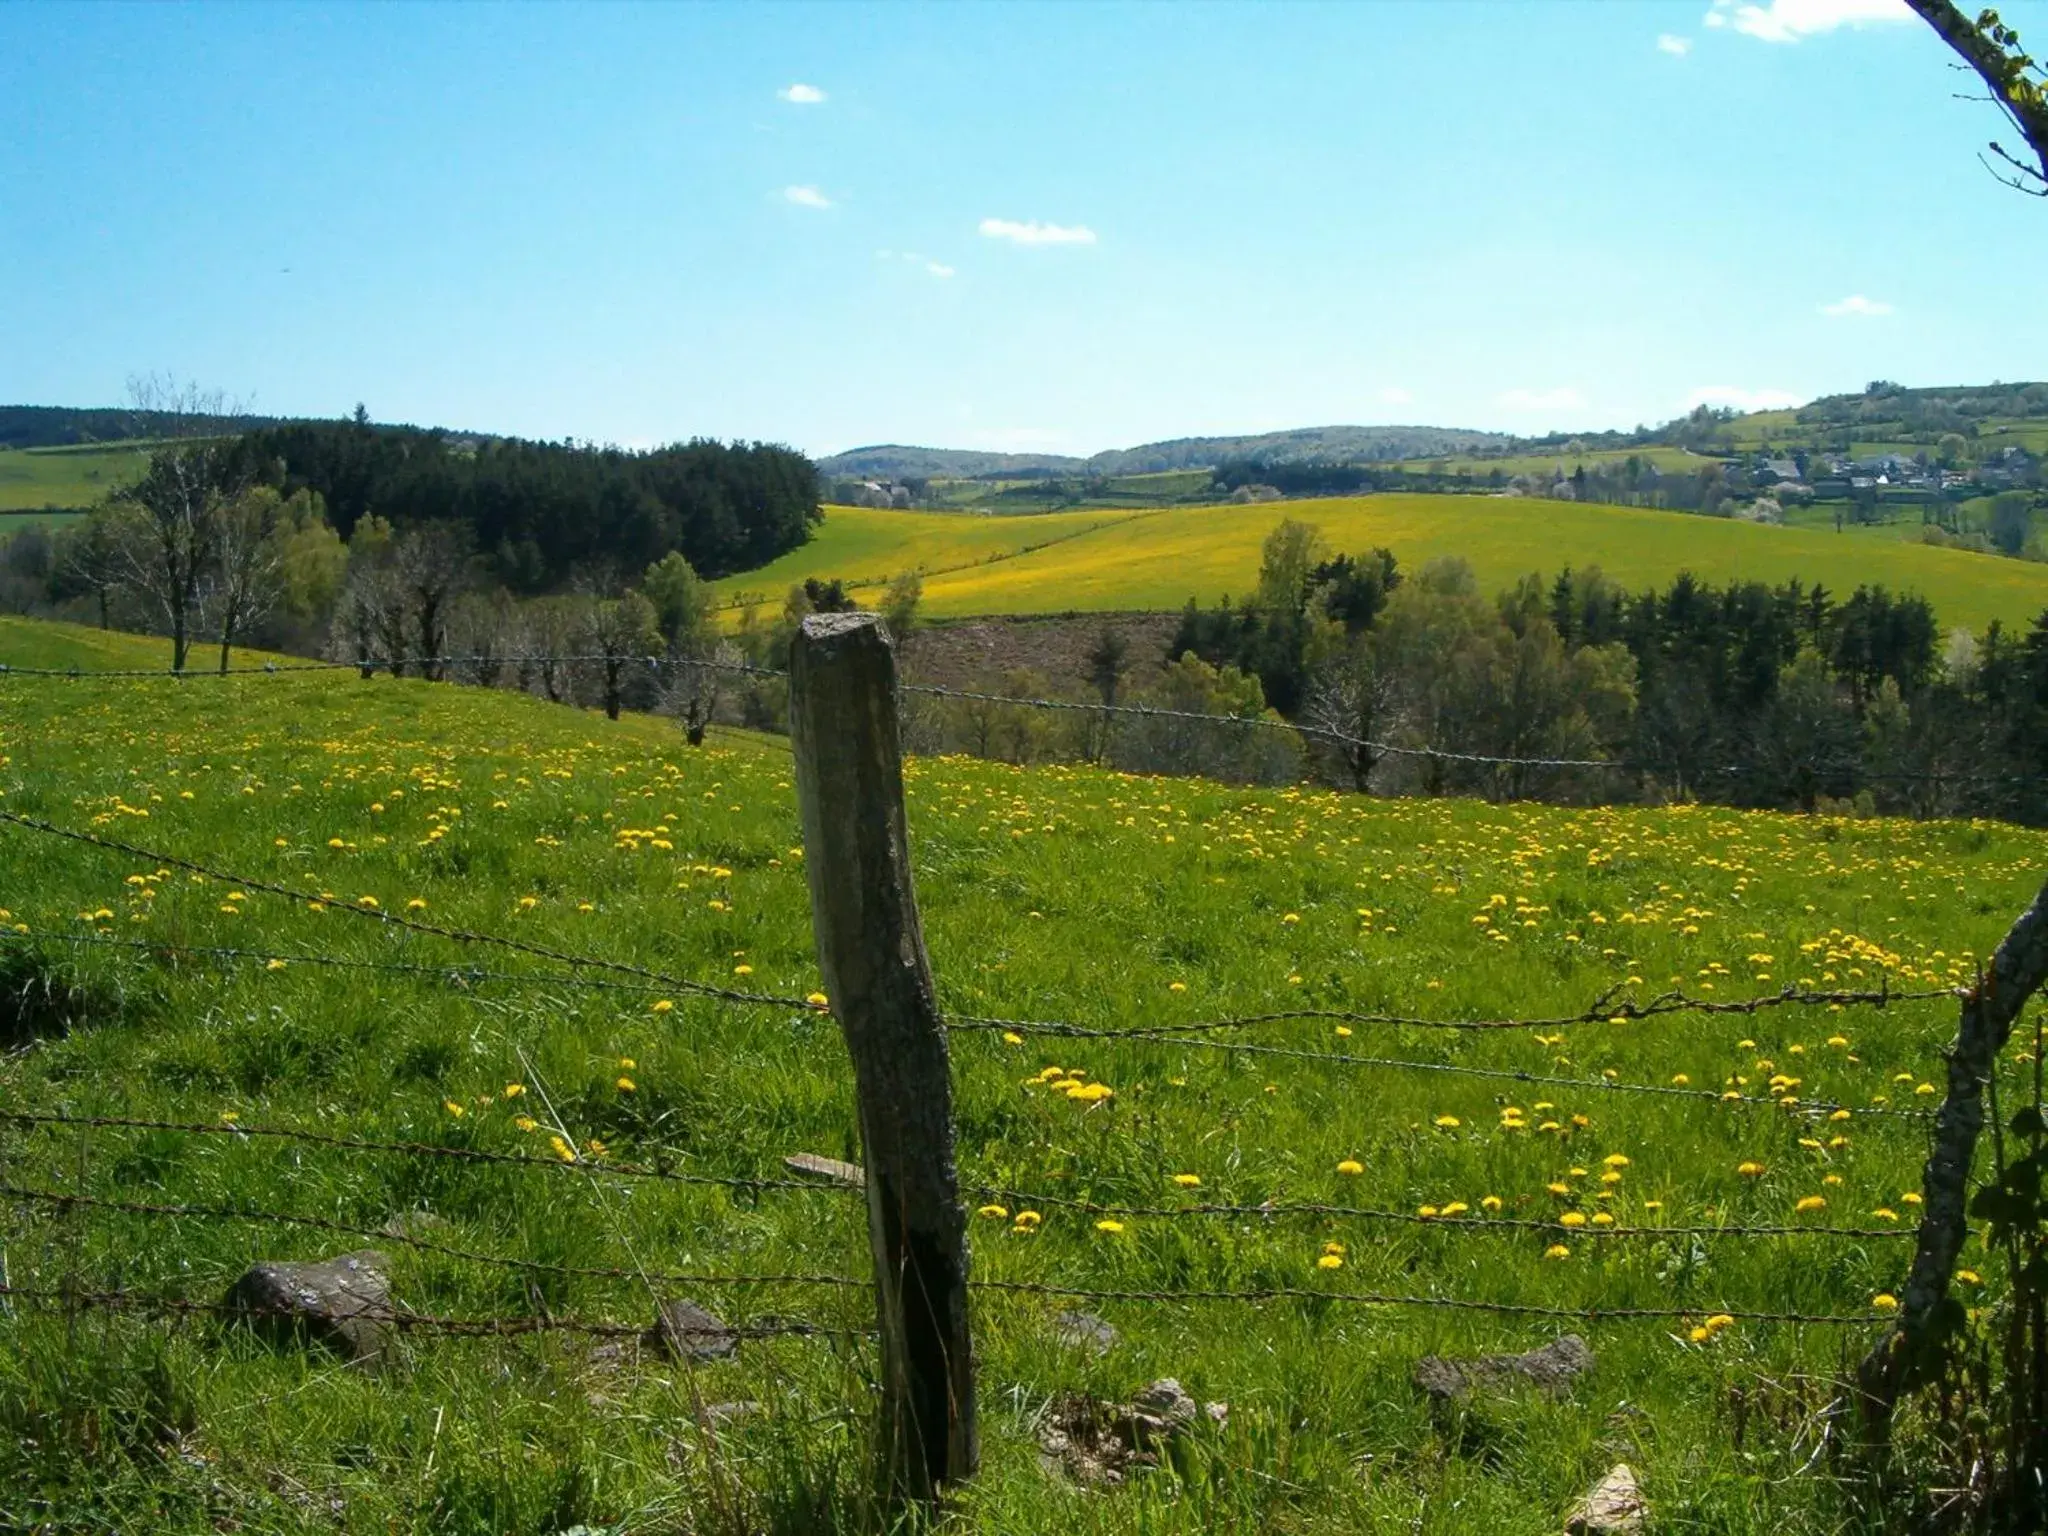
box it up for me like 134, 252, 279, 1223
819, 444, 1086, 479
820, 425, 1510, 482
820, 386, 2048, 485
1085, 425, 1510, 475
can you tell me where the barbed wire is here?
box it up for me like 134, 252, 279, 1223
895, 678, 2042, 788
0, 1109, 846, 1195
967, 1276, 1887, 1326
950, 980, 1958, 1040
5, 647, 2034, 787
0, 1283, 852, 1341
0, 1186, 1894, 1331
1007, 1028, 1937, 1120
10, 929, 1952, 1039
0, 652, 784, 681
0, 809, 825, 1013
3, 929, 690, 996
969, 1184, 1916, 1241
0, 1108, 1908, 1245
0, 1183, 867, 1295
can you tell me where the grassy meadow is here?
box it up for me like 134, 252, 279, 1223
720, 494, 2048, 634
0, 440, 148, 513
0, 614, 2041, 1532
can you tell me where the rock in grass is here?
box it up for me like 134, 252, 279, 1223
783, 1153, 865, 1189
648, 1299, 740, 1361
224, 1249, 394, 1363
1567, 1463, 1646, 1535
1039, 1378, 1229, 1485
1052, 1309, 1118, 1355
1413, 1334, 1594, 1402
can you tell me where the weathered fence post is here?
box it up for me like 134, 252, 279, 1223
1858, 872, 2048, 1443
787, 612, 977, 1502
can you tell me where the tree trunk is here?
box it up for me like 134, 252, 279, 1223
1859, 874, 2048, 1442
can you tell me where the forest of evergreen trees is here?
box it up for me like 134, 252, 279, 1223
242, 421, 820, 588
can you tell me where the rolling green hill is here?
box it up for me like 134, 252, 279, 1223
715, 494, 2048, 633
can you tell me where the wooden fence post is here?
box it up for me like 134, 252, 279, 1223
787, 612, 977, 1502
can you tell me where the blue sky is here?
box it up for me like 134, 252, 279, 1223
2, 0, 2042, 457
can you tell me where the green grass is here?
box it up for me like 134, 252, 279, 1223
0, 613, 2039, 1532
0, 440, 148, 513
724, 494, 2048, 633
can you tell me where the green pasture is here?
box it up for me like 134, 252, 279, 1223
0, 613, 2039, 1532
0, 440, 148, 513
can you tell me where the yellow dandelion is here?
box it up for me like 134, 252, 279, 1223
1317, 1253, 1344, 1270
1336, 1159, 1364, 1176
1094, 1219, 1125, 1234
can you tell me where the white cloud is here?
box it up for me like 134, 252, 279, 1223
778, 83, 826, 104
783, 184, 833, 209
925, 261, 955, 279
1687, 385, 1804, 411
978, 217, 1097, 246
1657, 33, 1694, 54
1497, 386, 1586, 413
1376, 386, 1413, 406
1821, 293, 1894, 317
1704, 0, 1909, 44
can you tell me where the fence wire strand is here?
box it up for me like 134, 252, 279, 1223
3, 649, 2035, 787
0, 1283, 851, 1341
0, 809, 824, 1013
0, 1182, 866, 1295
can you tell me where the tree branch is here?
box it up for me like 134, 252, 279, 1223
1905, 0, 2048, 194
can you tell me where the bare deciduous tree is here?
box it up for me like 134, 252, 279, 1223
104, 377, 252, 671
205, 487, 292, 673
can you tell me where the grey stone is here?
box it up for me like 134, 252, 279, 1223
1039, 1378, 1229, 1485
224, 1249, 393, 1363
647, 1299, 740, 1361
783, 1153, 865, 1189
1567, 1463, 1646, 1535
1414, 1334, 1594, 1402
1052, 1309, 1118, 1355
